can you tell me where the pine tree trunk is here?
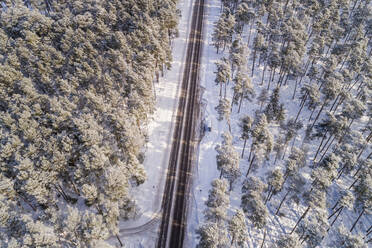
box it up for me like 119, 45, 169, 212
308, 107, 316, 121
272, 65, 277, 82
349, 177, 359, 190
350, 208, 365, 232
220, 81, 222, 97
282, 143, 288, 160
347, 76, 360, 92
337, 164, 346, 180
238, 93, 243, 113
268, 67, 274, 85
277, 65, 285, 86
248, 21, 254, 45
310, 101, 326, 130
332, 200, 339, 210
292, 77, 298, 99
242, 139, 247, 158
261, 62, 267, 85
274, 151, 279, 165
17, 193, 37, 211
231, 235, 235, 246
329, 94, 340, 112
248, 143, 254, 162
319, 134, 333, 156
313, 132, 328, 162
265, 186, 273, 204
260, 229, 267, 248
295, 95, 307, 122
283, 74, 289, 86
246, 155, 256, 177
318, 136, 335, 163
224, 82, 227, 99
290, 206, 311, 234
284, 0, 290, 12
275, 190, 290, 215
252, 49, 257, 77
328, 206, 343, 220
116, 235, 123, 247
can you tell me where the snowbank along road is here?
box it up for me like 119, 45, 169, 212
157, 0, 205, 247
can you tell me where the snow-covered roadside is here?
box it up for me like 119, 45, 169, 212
116, 0, 195, 246
185, 0, 227, 246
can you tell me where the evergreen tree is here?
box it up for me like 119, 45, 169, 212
215, 58, 232, 97
246, 114, 273, 176
329, 225, 367, 248
232, 68, 254, 113
212, 8, 236, 53
215, 132, 241, 190
265, 169, 284, 204
274, 233, 301, 248
228, 209, 248, 246
264, 87, 281, 123
241, 177, 268, 229
196, 222, 229, 248
239, 115, 253, 158
204, 179, 230, 224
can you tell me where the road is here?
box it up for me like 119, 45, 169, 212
157, 0, 205, 247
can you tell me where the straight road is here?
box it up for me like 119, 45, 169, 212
157, 0, 205, 247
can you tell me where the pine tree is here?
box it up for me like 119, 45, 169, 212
241, 177, 268, 229
265, 169, 284, 204
232, 68, 254, 113
215, 132, 241, 190
246, 114, 273, 176
274, 233, 301, 248
228, 209, 248, 246
215, 98, 232, 131
350, 165, 372, 232
196, 222, 229, 248
215, 58, 232, 97
257, 88, 269, 111
204, 179, 230, 224
239, 115, 253, 158
212, 8, 236, 53
264, 87, 281, 123
329, 225, 367, 248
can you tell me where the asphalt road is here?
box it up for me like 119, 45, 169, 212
156, 0, 205, 247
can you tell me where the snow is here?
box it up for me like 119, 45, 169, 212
114, 0, 195, 246
113, 0, 371, 247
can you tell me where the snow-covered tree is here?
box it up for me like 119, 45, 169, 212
265, 169, 284, 204
246, 114, 273, 176
215, 133, 241, 190
329, 225, 367, 248
204, 179, 230, 224
274, 233, 301, 248
215, 58, 232, 97
196, 222, 229, 248
241, 177, 268, 229
212, 8, 235, 53
232, 69, 254, 113
239, 115, 253, 158
228, 209, 248, 246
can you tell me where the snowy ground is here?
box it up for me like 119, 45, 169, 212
186, 0, 371, 247
115, 0, 195, 246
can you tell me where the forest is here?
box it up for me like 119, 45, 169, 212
196, 0, 371, 247
0, 0, 178, 247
